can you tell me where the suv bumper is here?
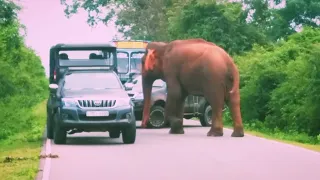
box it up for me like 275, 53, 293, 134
57, 106, 135, 129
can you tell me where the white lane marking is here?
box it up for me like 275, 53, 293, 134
223, 128, 320, 155
41, 139, 52, 180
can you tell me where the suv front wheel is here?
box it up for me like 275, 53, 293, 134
122, 123, 136, 144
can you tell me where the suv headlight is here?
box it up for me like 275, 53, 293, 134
61, 98, 78, 107
116, 98, 134, 107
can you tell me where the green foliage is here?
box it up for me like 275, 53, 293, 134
244, 0, 320, 41
0, 0, 48, 141
166, 0, 268, 55
115, 0, 171, 40
0, 0, 21, 26
235, 27, 320, 143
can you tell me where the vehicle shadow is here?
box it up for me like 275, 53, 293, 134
66, 136, 125, 146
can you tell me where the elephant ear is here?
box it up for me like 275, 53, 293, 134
145, 49, 156, 71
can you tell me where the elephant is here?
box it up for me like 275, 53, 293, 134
140, 39, 244, 137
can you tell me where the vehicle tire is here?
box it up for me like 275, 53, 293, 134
53, 114, 67, 144
122, 123, 136, 144
200, 104, 212, 127
109, 130, 121, 138
200, 104, 228, 127
147, 105, 167, 128
46, 114, 54, 139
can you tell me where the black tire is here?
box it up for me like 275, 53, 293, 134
200, 104, 212, 127
109, 130, 121, 138
53, 114, 67, 144
200, 104, 228, 127
122, 124, 136, 144
147, 105, 167, 128
46, 112, 54, 139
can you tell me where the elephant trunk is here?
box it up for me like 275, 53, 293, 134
141, 77, 153, 127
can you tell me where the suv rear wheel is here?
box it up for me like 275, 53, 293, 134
53, 114, 67, 144
147, 105, 167, 128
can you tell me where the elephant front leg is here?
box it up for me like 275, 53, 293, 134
165, 86, 186, 134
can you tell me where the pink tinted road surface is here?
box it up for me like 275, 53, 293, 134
48, 120, 320, 180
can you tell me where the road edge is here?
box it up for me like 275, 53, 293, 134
35, 130, 52, 180
41, 138, 52, 180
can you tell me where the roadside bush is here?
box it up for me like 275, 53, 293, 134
0, 18, 48, 140
235, 27, 320, 143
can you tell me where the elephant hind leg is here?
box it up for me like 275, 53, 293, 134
227, 89, 244, 137
206, 86, 225, 137
207, 99, 224, 137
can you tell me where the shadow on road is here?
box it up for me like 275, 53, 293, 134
66, 136, 125, 146
136, 124, 202, 129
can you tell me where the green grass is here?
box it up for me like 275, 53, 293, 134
224, 121, 320, 153
192, 115, 320, 153
233, 128, 320, 152
0, 101, 46, 180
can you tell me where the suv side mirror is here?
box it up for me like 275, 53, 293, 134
49, 84, 58, 94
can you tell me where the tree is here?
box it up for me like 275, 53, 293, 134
60, 0, 172, 40
0, 0, 21, 26
0, 0, 48, 140
242, 0, 320, 41
166, 0, 268, 55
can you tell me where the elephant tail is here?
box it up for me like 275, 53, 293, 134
229, 61, 239, 94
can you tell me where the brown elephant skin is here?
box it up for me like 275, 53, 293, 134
140, 39, 244, 137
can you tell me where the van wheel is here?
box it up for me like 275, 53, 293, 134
147, 105, 167, 128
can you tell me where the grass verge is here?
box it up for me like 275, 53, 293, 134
224, 121, 320, 152
235, 128, 320, 152
192, 116, 320, 153
0, 100, 46, 180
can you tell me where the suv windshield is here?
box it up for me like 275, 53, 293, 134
63, 72, 122, 90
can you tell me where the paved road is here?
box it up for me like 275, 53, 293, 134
47, 120, 320, 180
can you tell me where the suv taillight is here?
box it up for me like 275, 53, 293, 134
53, 70, 56, 81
